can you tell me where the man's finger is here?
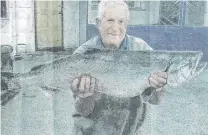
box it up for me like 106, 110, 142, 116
156, 72, 168, 79
155, 87, 164, 92
149, 76, 161, 88
84, 92, 94, 98
71, 77, 79, 92
77, 92, 85, 98
90, 77, 96, 93
152, 74, 167, 85
79, 76, 86, 92
85, 75, 91, 92
77, 92, 94, 98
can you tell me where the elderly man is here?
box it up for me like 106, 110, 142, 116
71, 1, 167, 135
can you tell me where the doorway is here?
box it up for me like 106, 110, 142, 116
35, 1, 63, 51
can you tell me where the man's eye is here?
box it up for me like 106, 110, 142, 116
107, 19, 114, 22
119, 20, 124, 24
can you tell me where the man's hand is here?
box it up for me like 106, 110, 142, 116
148, 71, 168, 91
71, 75, 97, 98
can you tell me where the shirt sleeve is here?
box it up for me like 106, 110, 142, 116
73, 96, 95, 117
73, 45, 88, 55
73, 37, 99, 55
131, 37, 153, 51
148, 89, 164, 105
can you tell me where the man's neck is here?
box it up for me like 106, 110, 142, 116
103, 43, 121, 49
99, 36, 126, 49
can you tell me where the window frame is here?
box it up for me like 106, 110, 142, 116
1, 0, 8, 19
87, 1, 207, 27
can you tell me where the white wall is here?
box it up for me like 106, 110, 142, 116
1, 1, 81, 53
1, 1, 35, 53
16, 0, 35, 53
204, 1, 208, 26
1, 1, 15, 51
63, 1, 80, 49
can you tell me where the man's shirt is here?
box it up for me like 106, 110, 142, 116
73, 35, 153, 55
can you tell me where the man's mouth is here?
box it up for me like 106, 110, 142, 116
108, 34, 120, 36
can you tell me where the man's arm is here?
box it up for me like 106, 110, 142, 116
148, 89, 164, 105
143, 72, 167, 105
130, 36, 153, 51
71, 75, 97, 117
74, 96, 95, 117
141, 87, 164, 105
73, 37, 98, 55
72, 38, 99, 117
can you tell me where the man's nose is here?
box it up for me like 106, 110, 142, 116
111, 22, 120, 32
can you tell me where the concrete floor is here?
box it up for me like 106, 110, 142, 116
1, 52, 208, 135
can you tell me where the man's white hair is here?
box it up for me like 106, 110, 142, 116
97, 1, 130, 21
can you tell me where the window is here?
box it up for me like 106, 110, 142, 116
87, 1, 148, 25
90, 1, 99, 10
88, 1, 98, 24
1, 1, 7, 18
87, 1, 207, 26
126, 1, 145, 11
159, 1, 180, 25
185, 1, 207, 27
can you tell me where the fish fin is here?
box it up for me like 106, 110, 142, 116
84, 48, 102, 54
41, 85, 62, 92
30, 64, 44, 71
41, 86, 62, 98
1, 89, 19, 106
190, 62, 207, 79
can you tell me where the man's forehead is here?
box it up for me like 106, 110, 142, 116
102, 7, 128, 19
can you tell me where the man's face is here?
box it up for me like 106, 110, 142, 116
97, 6, 128, 48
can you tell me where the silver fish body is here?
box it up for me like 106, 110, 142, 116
8, 49, 207, 98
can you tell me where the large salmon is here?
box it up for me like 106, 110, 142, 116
3, 49, 207, 101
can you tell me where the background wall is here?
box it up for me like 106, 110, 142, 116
1, 0, 35, 54
87, 1, 208, 61
63, 1, 79, 50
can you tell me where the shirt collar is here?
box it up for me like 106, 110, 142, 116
96, 35, 129, 50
